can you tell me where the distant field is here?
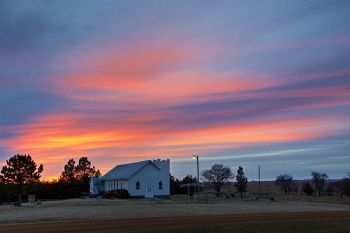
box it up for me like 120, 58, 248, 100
277, 194, 350, 205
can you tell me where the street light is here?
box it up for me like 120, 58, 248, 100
192, 154, 200, 198
192, 155, 199, 184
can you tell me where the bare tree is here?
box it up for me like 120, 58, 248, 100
201, 164, 233, 197
334, 178, 350, 198
311, 171, 328, 196
275, 174, 294, 194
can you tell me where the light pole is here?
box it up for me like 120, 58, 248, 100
192, 155, 199, 184
192, 155, 199, 198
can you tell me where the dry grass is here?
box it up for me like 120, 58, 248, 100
1, 196, 350, 224
276, 194, 350, 205
123, 219, 350, 233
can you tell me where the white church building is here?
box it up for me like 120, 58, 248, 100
90, 159, 170, 198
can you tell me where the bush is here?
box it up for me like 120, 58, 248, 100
0, 183, 18, 203
340, 178, 350, 197
302, 182, 314, 195
35, 182, 83, 200
0, 180, 91, 203
325, 186, 334, 196
103, 189, 130, 199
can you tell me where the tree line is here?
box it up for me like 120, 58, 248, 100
174, 163, 350, 198
275, 172, 350, 197
1, 154, 349, 203
0, 155, 249, 202
0, 154, 100, 203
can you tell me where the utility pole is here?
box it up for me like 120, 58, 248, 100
258, 165, 261, 196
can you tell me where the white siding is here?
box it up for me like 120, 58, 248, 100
99, 159, 170, 198
119, 180, 128, 190
104, 180, 128, 191
128, 160, 170, 197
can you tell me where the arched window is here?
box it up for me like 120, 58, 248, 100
136, 181, 140, 190
159, 181, 163, 190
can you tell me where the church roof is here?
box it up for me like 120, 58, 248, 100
102, 160, 160, 181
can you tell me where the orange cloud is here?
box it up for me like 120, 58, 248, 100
154, 117, 338, 148
54, 42, 279, 105
2, 109, 342, 179
3, 40, 349, 179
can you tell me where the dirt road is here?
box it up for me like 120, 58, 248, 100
1, 211, 350, 233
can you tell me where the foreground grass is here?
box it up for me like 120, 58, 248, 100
119, 219, 350, 233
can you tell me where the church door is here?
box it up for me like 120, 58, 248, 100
144, 186, 154, 198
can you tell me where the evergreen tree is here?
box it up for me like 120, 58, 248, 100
181, 174, 198, 184
59, 157, 100, 193
60, 157, 100, 184
60, 159, 76, 183
0, 154, 43, 202
75, 157, 100, 184
170, 175, 182, 194
234, 166, 248, 198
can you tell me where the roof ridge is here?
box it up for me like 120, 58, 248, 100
101, 160, 154, 181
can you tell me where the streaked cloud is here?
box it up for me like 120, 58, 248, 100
0, 0, 349, 179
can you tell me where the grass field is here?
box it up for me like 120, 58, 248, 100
1, 196, 350, 232
277, 194, 350, 205
1, 196, 350, 223
126, 219, 350, 233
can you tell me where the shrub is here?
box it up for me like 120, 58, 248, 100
0, 183, 18, 203
325, 186, 334, 196
103, 189, 130, 199
302, 182, 314, 195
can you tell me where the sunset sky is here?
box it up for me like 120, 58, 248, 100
1, 0, 350, 180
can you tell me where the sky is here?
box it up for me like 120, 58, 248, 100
0, 0, 350, 181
